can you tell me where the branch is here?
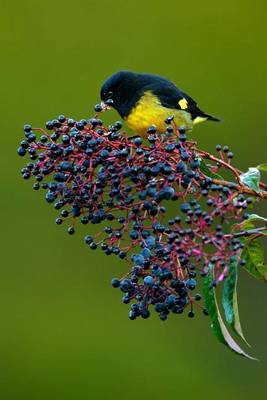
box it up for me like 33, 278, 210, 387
197, 149, 242, 183
231, 227, 267, 238
196, 149, 267, 199
211, 178, 267, 199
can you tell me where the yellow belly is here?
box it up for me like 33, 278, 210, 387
124, 91, 194, 137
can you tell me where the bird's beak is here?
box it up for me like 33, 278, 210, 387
100, 101, 111, 110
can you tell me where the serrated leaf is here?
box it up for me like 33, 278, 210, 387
199, 159, 224, 180
240, 167, 261, 193
241, 238, 267, 281
243, 213, 267, 224
203, 266, 225, 344
203, 264, 256, 359
233, 213, 267, 232
232, 220, 255, 232
257, 163, 267, 172
222, 256, 250, 346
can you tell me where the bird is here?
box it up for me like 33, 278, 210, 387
100, 70, 220, 137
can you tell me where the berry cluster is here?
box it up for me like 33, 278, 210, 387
18, 113, 250, 321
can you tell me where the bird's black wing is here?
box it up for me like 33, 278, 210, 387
148, 80, 216, 120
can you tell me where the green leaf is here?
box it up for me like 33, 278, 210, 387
203, 265, 225, 344
240, 167, 261, 192
203, 264, 256, 359
257, 163, 267, 172
232, 220, 255, 232
241, 237, 267, 281
222, 256, 250, 346
242, 213, 267, 224
233, 213, 267, 232
199, 159, 224, 180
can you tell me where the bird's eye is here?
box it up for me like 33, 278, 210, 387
101, 90, 114, 103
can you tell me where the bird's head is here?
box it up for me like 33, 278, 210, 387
100, 70, 149, 117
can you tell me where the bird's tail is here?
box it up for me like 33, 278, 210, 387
192, 107, 222, 125
202, 113, 221, 122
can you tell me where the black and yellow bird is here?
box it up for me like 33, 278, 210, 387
100, 70, 220, 137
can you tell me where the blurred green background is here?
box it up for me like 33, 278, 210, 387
1, 0, 267, 398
